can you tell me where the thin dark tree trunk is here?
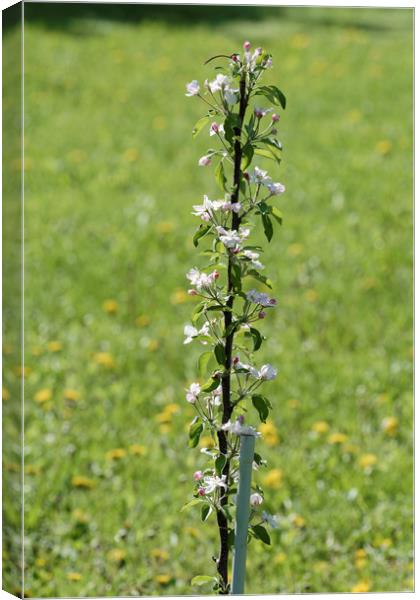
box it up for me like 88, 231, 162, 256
216, 74, 248, 594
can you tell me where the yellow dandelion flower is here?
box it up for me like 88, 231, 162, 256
25, 465, 41, 476
312, 421, 329, 434
274, 552, 286, 565
263, 468, 283, 490
199, 435, 215, 449
148, 339, 159, 352
377, 393, 390, 404
291, 33, 310, 49
342, 443, 360, 454
67, 572, 82, 582
287, 243, 304, 256
373, 537, 392, 549
129, 444, 147, 456
93, 352, 115, 369
287, 399, 300, 409
259, 421, 280, 447
164, 403, 180, 415
35, 557, 46, 568
310, 59, 328, 75
291, 514, 305, 528
159, 424, 171, 434
72, 509, 90, 524
346, 109, 362, 124
313, 560, 329, 573
71, 475, 95, 490
34, 388, 52, 404
155, 574, 171, 585
48, 341, 62, 352
184, 526, 199, 538
64, 389, 80, 402
304, 289, 319, 303
358, 453, 377, 470
355, 557, 367, 569
103, 299, 119, 314
31, 345, 42, 356
153, 116, 167, 130
135, 314, 150, 327
123, 148, 139, 162
155, 412, 172, 424
2, 387, 10, 401
170, 289, 189, 305
351, 579, 371, 593
150, 548, 169, 562
382, 416, 398, 436
14, 365, 32, 378
156, 221, 174, 234
107, 548, 127, 563
328, 432, 348, 444
375, 140, 392, 156
361, 276, 378, 290
105, 448, 127, 461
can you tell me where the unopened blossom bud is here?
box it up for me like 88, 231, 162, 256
188, 289, 198, 296
269, 298, 277, 305
255, 47, 263, 56
194, 470, 203, 481
271, 127, 278, 135
250, 492, 263, 507
237, 414, 245, 425
243, 40, 251, 51
272, 113, 280, 122
210, 122, 219, 134
254, 107, 264, 119
211, 270, 220, 280
198, 155, 211, 167
258, 311, 266, 319
231, 53, 240, 62
232, 356, 240, 365
243, 171, 250, 182
198, 487, 206, 497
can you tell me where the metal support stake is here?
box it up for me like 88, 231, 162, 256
231, 433, 255, 595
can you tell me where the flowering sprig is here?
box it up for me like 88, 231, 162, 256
183, 41, 286, 594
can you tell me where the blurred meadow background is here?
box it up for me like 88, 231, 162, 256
3, 4, 413, 597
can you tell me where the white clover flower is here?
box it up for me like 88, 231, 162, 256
246, 289, 276, 307
250, 492, 264, 507
258, 364, 277, 381
186, 382, 201, 403
185, 80, 200, 96
183, 323, 210, 345
202, 474, 227, 494
267, 182, 286, 196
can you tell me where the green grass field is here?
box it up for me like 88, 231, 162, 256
3, 5, 413, 596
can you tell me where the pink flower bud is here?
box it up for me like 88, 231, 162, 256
210, 122, 219, 134
198, 487, 206, 497
254, 108, 264, 119
243, 171, 250, 182
188, 289, 198, 296
269, 298, 277, 305
258, 311, 266, 319
233, 356, 240, 365
198, 155, 211, 167
194, 470, 203, 481
211, 270, 220, 280
272, 113, 280, 122
243, 41, 251, 51
231, 54, 240, 62
237, 414, 245, 424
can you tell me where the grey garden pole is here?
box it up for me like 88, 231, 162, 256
231, 433, 256, 595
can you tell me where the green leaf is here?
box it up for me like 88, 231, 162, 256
271, 206, 283, 225
191, 301, 205, 325
249, 327, 263, 351
189, 418, 204, 448
231, 262, 242, 292
201, 504, 212, 522
262, 214, 273, 242
201, 376, 220, 393
214, 343, 226, 366
215, 454, 227, 476
247, 269, 272, 289
191, 575, 217, 587
193, 223, 211, 247
254, 85, 286, 110
252, 524, 271, 545
198, 351, 213, 377
192, 115, 210, 138
252, 394, 269, 423
215, 161, 227, 192
180, 498, 202, 512
227, 529, 235, 549
241, 143, 254, 170
224, 113, 240, 144
254, 452, 264, 466
254, 148, 278, 162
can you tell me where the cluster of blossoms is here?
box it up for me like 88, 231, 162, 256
183, 40, 287, 593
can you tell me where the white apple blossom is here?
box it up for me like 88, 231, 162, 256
185, 80, 200, 96
258, 364, 277, 381
183, 323, 210, 344
267, 182, 285, 195
186, 382, 201, 403
202, 474, 227, 494
224, 88, 238, 105
246, 289, 277, 306
250, 492, 263, 507
250, 166, 271, 185
209, 122, 225, 137
186, 268, 218, 290
221, 419, 261, 437
209, 73, 230, 93
210, 384, 222, 406
198, 155, 211, 167
192, 195, 215, 221
243, 250, 264, 270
